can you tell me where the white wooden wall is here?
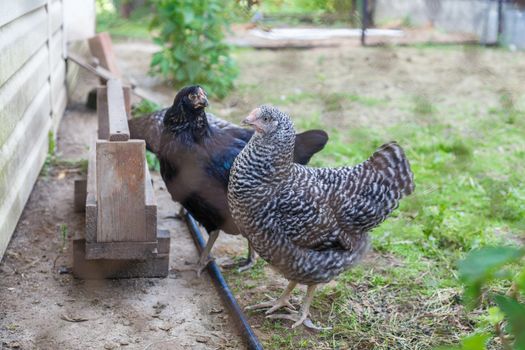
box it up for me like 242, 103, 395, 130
0, 0, 67, 259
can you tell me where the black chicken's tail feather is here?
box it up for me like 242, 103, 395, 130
293, 130, 329, 165
369, 141, 415, 197
128, 112, 165, 154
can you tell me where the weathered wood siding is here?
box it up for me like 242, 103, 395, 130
0, 0, 67, 260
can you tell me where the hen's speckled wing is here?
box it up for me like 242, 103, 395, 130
278, 142, 414, 251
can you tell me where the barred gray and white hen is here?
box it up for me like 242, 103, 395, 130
227, 105, 414, 328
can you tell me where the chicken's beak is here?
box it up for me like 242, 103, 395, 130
243, 108, 264, 133
194, 89, 209, 108
243, 108, 260, 126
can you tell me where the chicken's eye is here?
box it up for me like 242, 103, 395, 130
189, 93, 196, 99
263, 116, 269, 122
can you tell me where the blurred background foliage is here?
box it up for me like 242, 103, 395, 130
148, 0, 238, 99
95, 0, 364, 98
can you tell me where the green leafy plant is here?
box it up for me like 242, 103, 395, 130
149, 0, 238, 98
131, 99, 162, 117
441, 246, 525, 350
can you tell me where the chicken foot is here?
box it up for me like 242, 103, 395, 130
266, 284, 328, 330
222, 243, 257, 272
245, 281, 298, 314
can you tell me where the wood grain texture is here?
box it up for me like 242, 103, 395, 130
0, 85, 50, 201
85, 143, 97, 242
50, 29, 64, 71
145, 165, 157, 242
73, 239, 169, 279
0, 0, 46, 28
0, 107, 51, 260
0, 44, 50, 146
0, 7, 47, 86
123, 86, 131, 119
68, 52, 115, 83
74, 179, 87, 213
85, 241, 158, 260
96, 86, 109, 140
88, 32, 121, 78
49, 0, 62, 34
96, 140, 146, 242
107, 79, 130, 141
0, 0, 67, 262
51, 84, 67, 132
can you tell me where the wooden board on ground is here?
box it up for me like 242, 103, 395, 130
73, 230, 170, 279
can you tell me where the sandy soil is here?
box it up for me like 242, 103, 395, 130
0, 71, 243, 350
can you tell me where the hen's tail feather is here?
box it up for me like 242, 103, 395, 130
369, 141, 415, 197
293, 130, 329, 165
128, 111, 165, 154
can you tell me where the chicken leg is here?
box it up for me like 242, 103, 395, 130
195, 229, 220, 277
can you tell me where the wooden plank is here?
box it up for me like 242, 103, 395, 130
0, 7, 48, 87
0, 84, 51, 201
0, 104, 51, 260
85, 143, 97, 242
68, 52, 115, 82
51, 57, 66, 102
0, 44, 50, 146
74, 179, 87, 213
50, 0, 62, 34
88, 32, 121, 78
51, 84, 67, 133
67, 53, 157, 106
85, 241, 158, 260
156, 229, 170, 255
123, 86, 131, 119
96, 86, 109, 140
65, 41, 91, 99
106, 79, 130, 141
73, 239, 169, 279
96, 140, 147, 243
50, 29, 64, 70
145, 165, 157, 242
0, 0, 46, 28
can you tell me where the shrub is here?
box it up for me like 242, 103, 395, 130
149, 0, 238, 99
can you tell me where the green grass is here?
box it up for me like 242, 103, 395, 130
96, 4, 151, 39
224, 68, 525, 349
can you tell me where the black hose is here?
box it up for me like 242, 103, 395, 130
182, 211, 264, 350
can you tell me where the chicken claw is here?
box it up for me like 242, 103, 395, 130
221, 244, 257, 272
244, 298, 296, 313
266, 312, 308, 328
245, 281, 298, 313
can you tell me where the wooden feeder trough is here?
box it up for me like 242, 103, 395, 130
73, 79, 170, 279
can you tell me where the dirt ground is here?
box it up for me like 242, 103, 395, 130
0, 71, 244, 350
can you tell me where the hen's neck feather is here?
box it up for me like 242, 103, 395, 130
163, 103, 210, 142
247, 122, 296, 176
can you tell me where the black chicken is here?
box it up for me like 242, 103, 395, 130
130, 86, 329, 275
